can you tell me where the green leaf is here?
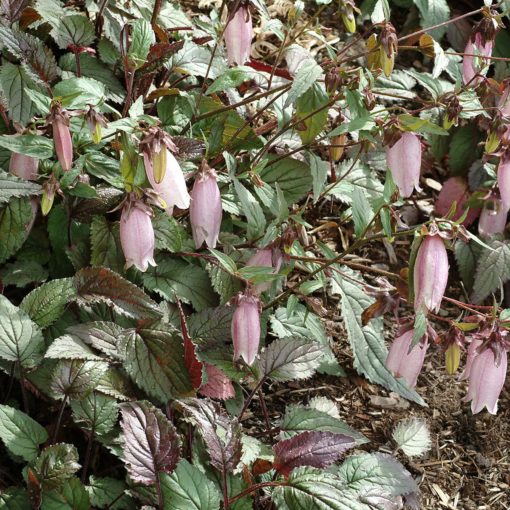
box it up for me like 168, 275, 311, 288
67, 321, 124, 360
208, 249, 237, 274
45, 334, 103, 361
41, 477, 90, 510
206, 67, 253, 95
351, 187, 373, 237
127, 19, 155, 69
144, 257, 217, 312
392, 417, 431, 458
119, 329, 192, 403
337, 452, 418, 497
454, 240, 481, 292
258, 338, 324, 382
0, 63, 39, 125
260, 157, 313, 204
0, 198, 34, 264
50, 360, 107, 400
448, 125, 480, 175
370, 0, 391, 22
0, 487, 31, 509
414, 0, 450, 40
0, 134, 53, 159
34, 443, 81, 491
233, 179, 266, 240
329, 265, 424, 404
160, 459, 221, 510
0, 171, 41, 204
20, 278, 76, 328
90, 217, 124, 273
71, 393, 118, 437
74, 267, 162, 319
471, 240, 510, 303
309, 153, 328, 203
398, 114, 448, 136
86, 476, 134, 510
285, 59, 323, 107
53, 77, 105, 109
0, 295, 45, 368
280, 404, 367, 444
0, 405, 49, 462
53, 14, 95, 49
0, 259, 48, 288
153, 210, 185, 252
272, 467, 363, 510
295, 83, 329, 144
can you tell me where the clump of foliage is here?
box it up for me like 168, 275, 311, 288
0, 0, 508, 508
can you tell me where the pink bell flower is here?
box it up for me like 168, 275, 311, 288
246, 247, 283, 294
48, 104, 73, 172
119, 199, 156, 272
497, 155, 510, 212
498, 82, 510, 116
463, 347, 507, 414
386, 132, 422, 198
224, 4, 253, 66
386, 329, 429, 388
463, 33, 493, 86
9, 152, 39, 181
460, 337, 483, 381
145, 149, 191, 212
190, 165, 222, 249
478, 200, 507, 238
232, 291, 261, 366
413, 233, 449, 313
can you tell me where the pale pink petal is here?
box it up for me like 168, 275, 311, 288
53, 118, 73, 171
386, 132, 422, 198
232, 292, 261, 365
9, 153, 39, 181
224, 6, 253, 66
478, 200, 507, 238
497, 156, 510, 212
463, 34, 492, 86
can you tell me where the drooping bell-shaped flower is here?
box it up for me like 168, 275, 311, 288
224, 3, 253, 66
119, 198, 156, 272
478, 199, 507, 238
48, 104, 73, 171
9, 152, 39, 181
386, 132, 422, 198
386, 329, 429, 388
497, 155, 510, 211
231, 290, 261, 366
498, 81, 510, 116
460, 337, 483, 381
463, 347, 507, 414
190, 164, 222, 249
413, 233, 449, 313
246, 247, 283, 294
463, 33, 493, 86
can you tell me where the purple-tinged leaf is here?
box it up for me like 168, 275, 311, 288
359, 489, 403, 510
273, 431, 355, 477
120, 401, 180, 485
178, 398, 241, 473
1, 0, 30, 23
74, 267, 162, 319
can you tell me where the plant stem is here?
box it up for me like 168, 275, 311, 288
156, 472, 165, 509
75, 52, 82, 77
52, 396, 68, 444
81, 427, 94, 483
150, 0, 163, 29
228, 481, 285, 505
222, 468, 230, 510
257, 389, 273, 441
238, 378, 265, 421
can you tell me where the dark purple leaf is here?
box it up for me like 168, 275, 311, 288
273, 431, 356, 477
178, 398, 241, 473
1, 0, 30, 23
74, 267, 162, 320
120, 401, 180, 485
73, 186, 124, 223
172, 136, 206, 161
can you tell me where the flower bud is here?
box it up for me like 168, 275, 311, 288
445, 343, 461, 375
497, 155, 510, 211
224, 4, 253, 66
9, 152, 39, 181
119, 198, 156, 272
463, 33, 493, 86
339, 0, 357, 34
413, 233, 449, 313
85, 107, 108, 144
330, 134, 346, 162
41, 177, 59, 217
386, 132, 422, 198
48, 104, 73, 172
232, 291, 261, 365
246, 247, 283, 294
478, 199, 507, 238
190, 165, 222, 249
462, 347, 507, 414
386, 329, 429, 388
